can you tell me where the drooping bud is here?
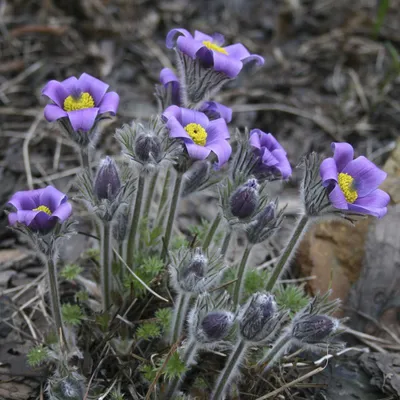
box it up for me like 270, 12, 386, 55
93, 157, 121, 201
47, 373, 85, 400
181, 160, 212, 197
197, 311, 235, 342
239, 292, 278, 342
135, 133, 162, 164
229, 179, 259, 219
291, 315, 338, 344
180, 249, 208, 292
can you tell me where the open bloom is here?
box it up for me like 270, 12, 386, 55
162, 105, 232, 168
166, 29, 264, 78
320, 142, 389, 218
159, 68, 232, 122
42, 73, 119, 132
7, 186, 72, 231
249, 129, 292, 179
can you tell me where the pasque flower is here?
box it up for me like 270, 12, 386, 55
320, 142, 389, 218
42, 73, 119, 132
249, 129, 292, 179
166, 29, 264, 78
162, 105, 232, 168
7, 186, 72, 232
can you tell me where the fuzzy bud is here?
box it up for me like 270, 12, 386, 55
135, 133, 162, 164
197, 311, 235, 342
239, 293, 278, 342
93, 157, 121, 201
229, 179, 259, 219
292, 315, 338, 343
180, 249, 207, 292
48, 373, 85, 400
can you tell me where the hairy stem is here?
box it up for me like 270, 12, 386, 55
101, 222, 113, 310
79, 148, 91, 173
170, 293, 191, 344
232, 244, 253, 309
46, 255, 67, 346
265, 215, 309, 291
211, 339, 248, 400
127, 174, 145, 265
220, 229, 232, 258
203, 213, 222, 251
157, 168, 172, 227
143, 171, 159, 222
161, 172, 183, 261
258, 334, 291, 371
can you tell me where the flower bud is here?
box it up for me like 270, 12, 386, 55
229, 179, 259, 219
135, 133, 162, 164
198, 311, 234, 342
48, 373, 85, 400
93, 157, 121, 201
239, 293, 278, 342
182, 160, 211, 197
180, 249, 207, 292
292, 315, 338, 343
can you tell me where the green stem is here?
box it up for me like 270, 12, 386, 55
46, 256, 67, 346
211, 339, 247, 400
170, 293, 191, 344
203, 213, 222, 251
80, 148, 91, 173
101, 222, 112, 310
161, 172, 183, 261
220, 229, 232, 258
258, 334, 291, 371
127, 174, 145, 265
265, 215, 309, 291
118, 242, 125, 283
232, 244, 253, 309
157, 168, 172, 227
143, 171, 159, 222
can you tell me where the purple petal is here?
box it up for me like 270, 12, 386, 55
328, 184, 348, 210
98, 92, 119, 115
60, 76, 79, 91
249, 130, 262, 149
332, 142, 354, 172
44, 104, 68, 122
200, 101, 232, 123
68, 108, 99, 132
206, 118, 230, 143
343, 156, 387, 197
42, 80, 69, 107
193, 30, 214, 42
211, 33, 225, 46
8, 210, 41, 227
185, 141, 212, 161
166, 28, 193, 49
31, 211, 54, 231
39, 186, 67, 212
259, 131, 283, 152
51, 202, 72, 222
160, 68, 179, 86
212, 51, 243, 78
8, 189, 45, 211
271, 149, 292, 179
348, 189, 390, 218
163, 105, 182, 122
78, 73, 109, 106
223, 43, 251, 60
180, 108, 209, 128
177, 36, 207, 59
320, 158, 339, 186
166, 116, 192, 141
241, 54, 265, 67
206, 139, 232, 168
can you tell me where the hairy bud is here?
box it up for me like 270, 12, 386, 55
93, 157, 121, 201
180, 249, 208, 292
197, 311, 234, 342
229, 179, 259, 219
135, 133, 162, 164
292, 315, 338, 343
47, 373, 85, 400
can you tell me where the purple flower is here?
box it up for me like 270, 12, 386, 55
320, 143, 390, 218
166, 29, 264, 78
162, 105, 232, 168
42, 73, 119, 132
159, 68, 232, 122
249, 129, 292, 179
7, 186, 72, 232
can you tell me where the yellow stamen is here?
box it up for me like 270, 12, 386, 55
184, 123, 208, 146
202, 40, 228, 55
63, 92, 95, 112
33, 205, 52, 215
338, 173, 358, 203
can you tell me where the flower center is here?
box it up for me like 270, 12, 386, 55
338, 173, 358, 203
202, 40, 228, 55
184, 123, 208, 146
33, 205, 52, 215
63, 92, 95, 112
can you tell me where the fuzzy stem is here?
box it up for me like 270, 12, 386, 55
161, 172, 183, 261
79, 148, 91, 173
203, 213, 222, 251
170, 293, 191, 344
211, 339, 248, 400
157, 168, 172, 227
143, 171, 159, 222
265, 215, 309, 291
118, 242, 125, 283
101, 222, 113, 310
258, 334, 291, 371
232, 244, 253, 309
46, 255, 67, 345
127, 174, 145, 265
164, 339, 198, 399
220, 229, 232, 258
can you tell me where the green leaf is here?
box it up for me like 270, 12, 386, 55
136, 322, 161, 340
140, 364, 158, 382
60, 264, 83, 280
155, 308, 172, 330
163, 352, 187, 381
27, 344, 49, 367
275, 284, 309, 317
374, 0, 390, 37
62, 304, 84, 326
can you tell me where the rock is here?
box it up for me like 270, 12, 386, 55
0, 296, 13, 338
0, 270, 17, 287
0, 249, 31, 272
